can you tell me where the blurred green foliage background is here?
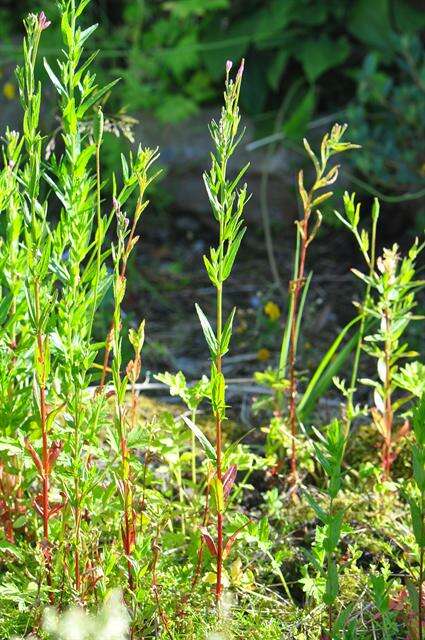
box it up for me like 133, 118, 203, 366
0, 0, 424, 220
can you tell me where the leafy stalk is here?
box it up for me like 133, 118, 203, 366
332, 193, 380, 430
110, 150, 159, 594
17, 10, 60, 602
354, 240, 424, 478
44, 0, 112, 592
409, 394, 425, 640
306, 420, 348, 638
197, 59, 248, 607
286, 125, 359, 484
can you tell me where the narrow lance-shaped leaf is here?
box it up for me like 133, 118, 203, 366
181, 414, 216, 462
195, 303, 218, 357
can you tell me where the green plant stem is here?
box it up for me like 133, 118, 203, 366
346, 211, 378, 433
420, 498, 424, 640
73, 387, 82, 592
288, 224, 308, 484
191, 409, 197, 485
120, 421, 134, 593
215, 280, 223, 605
34, 279, 53, 603
176, 452, 186, 537
382, 307, 393, 479
191, 482, 210, 591
263, 547, 294, 604
327, 496, 334, 638
88, 141, 102, 338
99, 200, 141, 390
278, 231, 300, 380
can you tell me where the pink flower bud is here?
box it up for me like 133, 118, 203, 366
236, 58, 245, 81
38, 11, 51, 31
226, 60, 233, 74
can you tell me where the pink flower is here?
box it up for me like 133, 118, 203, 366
226, 60, 233, 74
38, 11, 51, 31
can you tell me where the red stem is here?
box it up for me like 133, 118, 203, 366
99, 208, 140, 390
215, 338, 223, 603
121, 436, 135, 593
288, 217, 309, 484
37, 328, 54, 603
382, 308, 393, 479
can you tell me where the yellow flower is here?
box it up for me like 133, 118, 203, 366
236, 318, 247, 334
257, 348, 271, 361
3, 82, 16, 100
264, 300, 281, 321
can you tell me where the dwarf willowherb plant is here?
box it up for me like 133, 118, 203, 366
408, 393, 425, 640
109, 149, 159, 593
305, 420, 348, 638
333, 193, 380, 431
279, 125, 359, 484
43, 0, 113, 592
7, 0, 158, 602
16, 10, 60, 601
354, 240, 424, 477
188, 59, 248, 606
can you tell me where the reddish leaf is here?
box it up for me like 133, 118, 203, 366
0, 500, 15, 543
223, 520, 250, 559
222, 465, 237, 498
34, 494, 46, 518
48, 502, 65, 519
393, 419, 410, 443
39, 538, 52, 562
48, 440, 63, 471
122, 516, 136, 554
200, 526, 217, 557
25, 439, 43, 476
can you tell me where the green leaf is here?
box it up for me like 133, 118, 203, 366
296, 36, 350, 82
76, 0, 92, 17
0, 294, 13, 325
0, 439, 21, 457
323, 558, 339, 605
324, 509, 344, 553
79, 23, 98, 46
223, 227, 246, 280
413, 394, 425, 446
195, 303, 218, 357
220, 307, 236, 356
333, 604, 354, 634
409, 497, 425, 548
43, 59, 67, 97
210, 477, 224, 513
304, 492, 327, 524
211, 369, 226, 418
181, 415, 216, 461
298, 316, 362, 420
412, 444, 425, 492
77, 79, 120, 118
163, 0, 229, 19
392, 0, 425, 32
348, 0, 395, 53
282, 89, 315, 141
